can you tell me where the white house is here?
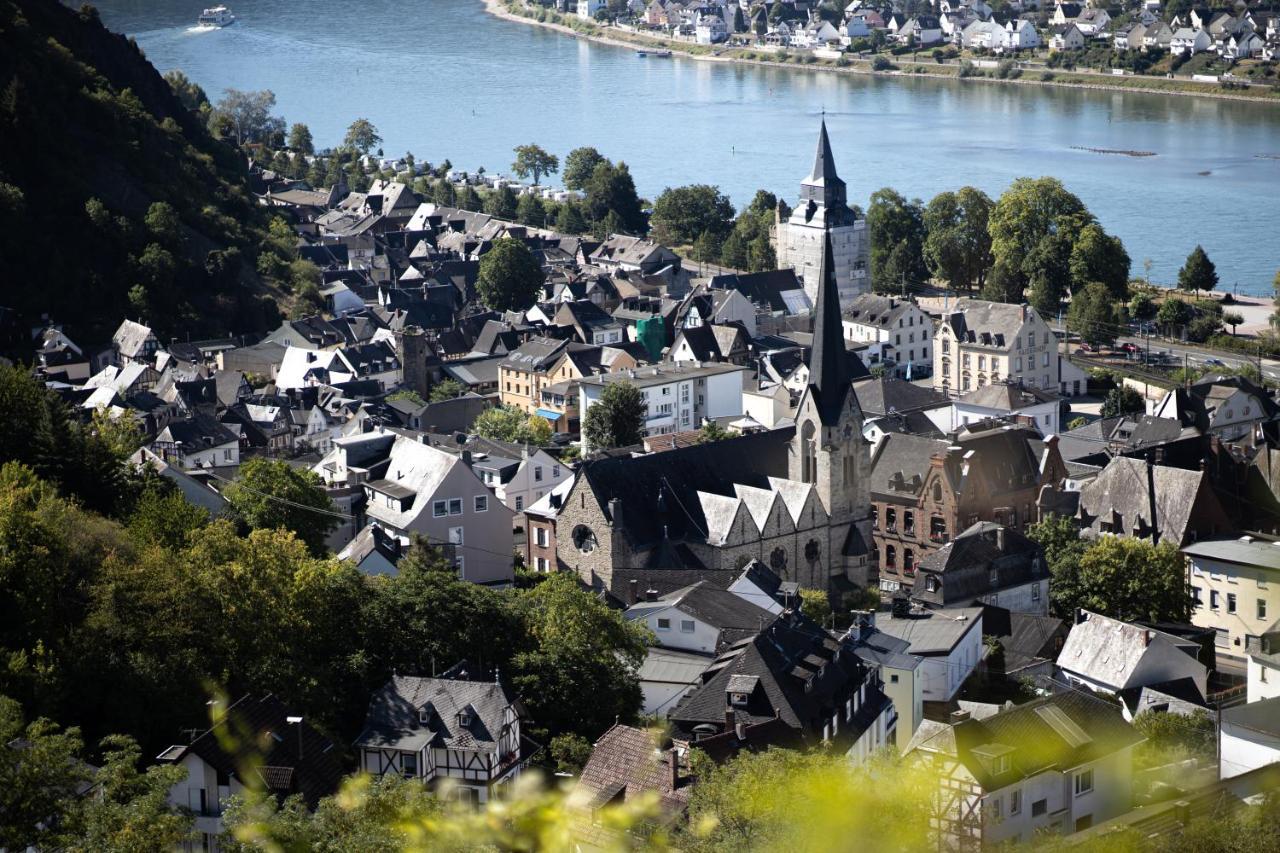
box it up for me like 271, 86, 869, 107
841, 294, 932, 378
1246, 621, 1280, 703
935, 299, 1087, 397
275, 346, 357, 391
875, 606, 984, 701
1153, 375, 1278, 442
355, 666, 526, 803
1057, 610, 1208, 699
1171, 26, 1212, 54
1003, 18, 1041, 49
150, 415, 241, 471
1219, 696, 1280, 780
695, 12, 729, 43
961, 19, 1005, 49
1050, 23, 1087, 50
636, 646, 714, 716
1184, 535, 1280, 660
158, 695, 344, 853
624, 581, 775, 656
848, 612, 925, 752
456, 437, 570, 515
578, 362, 747, 448
577, 0, 606, 19
909, 691, 1144, 846
931, 380, 1061, 436
361, 434, 516, 585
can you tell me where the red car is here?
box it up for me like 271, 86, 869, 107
1120, 342, 1140, 354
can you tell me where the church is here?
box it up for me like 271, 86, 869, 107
775, 120, 871, 308
555, 211, 876, 599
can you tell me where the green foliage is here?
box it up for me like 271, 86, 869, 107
1177, 244, 1218, 295
562, 146, 606, 191
210, 88, 284, 146
922, 187, 993, 292
584, 159, 645, 234
1027, 513, 1089, 620
386, 389, 425, 406
484, 184, 519, 220
1068, 416, 1088, 430
696, 420, 735, 444
1101, 385, 1145, 418
224, 458, 337, 556
651, 184, 735, 245
342, 118, 381, 156
987, 177, 1092, 304
511, 143, 559, 185
1130, 291, 1157, 321
868, 188, 928, 293
798, 588, 833, 626
1075, 537, 1191, 623
162, 69, 208, 112
555, 200, 590, 234
428, 379, 465, 402
1069, 223, 1130, 300
582, 382, 645, 450
287, 122, 314, 155
1069, 281, 1121, 348
1131, 710, 1215, 770
477, 237, 545, 312
471, 405, 553, 445
549, 732, 593, 775
516, 192, 546, 227
1156, 297, 1192, 335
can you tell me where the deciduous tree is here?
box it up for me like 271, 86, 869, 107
868, 188, 928, 293
471, 405, 553, 445
343, 118, 382, 157
582, 382, 645, 450
1076, 536, 1190, 623
511, 144, 559, 186
922, 187, 993, 292
224, 458, 337, 556
650, 184, 734, 245
287, 122, 314, 155
211, 89, 284, 146
1067, 281, 1120, 348
477, 237, 545, 311
562, 147, 606, 190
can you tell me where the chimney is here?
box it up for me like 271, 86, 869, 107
950, 709, 970, 724
461, 449, 472, 465
608, 497, 623, 529
1075, 608, 1089, 625
668, 747, 680, 790
1142, 629, 1152, 647
1147, 451, 1160, 546
725, 708, 736, 731
646, 588, 659, 602
629, 579, 639, 605
996, 526, 1005, 551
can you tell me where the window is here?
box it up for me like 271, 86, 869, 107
1043, 352, 1050, 367
904, 550, 915, 575
1075, 769, 1093, 796
418, 707, 432, 724
1032, 583, 1041, 601
515, 496, 524, 511
990, 796, 1003, 821
886, 508, 896, 531
223, 448, 232, 461
890, 673, 899, 683
448, 498, 462, 515
1192, 586, 1202, 605
979, 356, 986, 369
680, 620, 695, 633
402, 753, 418, 777
925, 575, 939, 593
904, 511, 914, 535
1260, 599, 1268, 620
1228, 593, 1237, 614
474, 495, 488, 513
534, 466, 543, 482
1028, 332, 1036, 347
993, 755, 1009, 774
1211, 590, 1220, 610
535, 527, 548, 547
656, 618, 670, 631
1016, 357, 1023, 372
989, 568, 998, 586
448, 526, 464, 545
433, 500, 448, 518
885, 546, 896, 568
1032, 799, 1047, 818
552, 465, 560, 479
871, 507, 879, 530
1010, 790, 1022, 815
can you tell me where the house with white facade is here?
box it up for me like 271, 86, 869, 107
909, 691, 1144, 845
625, 581, 777, 656
1246, 619, 1280, 703
1219, 696, 1280, 780
848, 611, 925, 752
578, 361, 747, 449
150, 414, 241, 471
577, 0, 606, 18
1004, 18, 1041, 49
1153, 374, 1279, 442
1171, 26, 1212, 54
1050, 23, 1087, 50
1057, 610, 1208, 700
360, 433, 516, 585
1185, 535, 1280, 661
841, 294, 932, 378
932, 380, 1061, 436
444, 436, 570, 516
158, 695, 344, 853
355, 664, 527, 803
876, 605, 984, 701
934, 299, 1086, 397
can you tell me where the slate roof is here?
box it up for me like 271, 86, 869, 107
980, 606, 1067, 674
1077, 456, 1227, 545
944, 300, 1035, 348
571, 725, 691, 814
1057, 610, 1203, 690
1119, 678, 1209, 719
157, 694, 343, 808
364, 435, 464, 529
868, 432, 949, 500
853, 376, 949, 417
707, 269, 807, 314
841, 294, 921, 331
355, 669, 518, 752
959, 380, 1058, 410
1222, 695, 1280, 738
806, 233, 856, 427
1181, 536, 1280, 572
630, 581, 776, 648
910, 690, 1144, 790
913, 522, 1046, 606
112, 319, 156, 360
874, 607, 984, 655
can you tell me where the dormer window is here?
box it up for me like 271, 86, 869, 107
458, 709, 473, 727
731, 692, 748, 707
993, 755, 1010, 774
418, 705, 433, 725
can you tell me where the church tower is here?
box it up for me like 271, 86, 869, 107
775, 121, 870, 308
789, 231, 874, 588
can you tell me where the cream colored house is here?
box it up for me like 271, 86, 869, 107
934, 300, 1086, 397
1184, 536, 1280, 660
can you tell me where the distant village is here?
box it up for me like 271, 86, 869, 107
28, 122, 1280, 849
534, 0, 1280, 84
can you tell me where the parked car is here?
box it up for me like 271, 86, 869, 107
1120, 342, 1140, 354
1204, 357, 1225, 367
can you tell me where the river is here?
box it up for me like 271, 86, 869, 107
92, 0, 1280, 292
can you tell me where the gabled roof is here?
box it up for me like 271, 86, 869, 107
571, 724, 691, 814
630, 581, 776, 645
1057, 609, 1202, 689
356, 669, 519, 752
875, 607, 983, 655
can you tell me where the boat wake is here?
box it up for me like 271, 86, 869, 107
186, 24, 218, 33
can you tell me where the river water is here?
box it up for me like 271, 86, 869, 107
93, 0, 1280, 292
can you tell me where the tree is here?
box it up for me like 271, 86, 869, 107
484, 184, 519, 220
987, 176, 1092, 301
1027, 513, 1089, 620
582, 382, 645, 451
511, 144, 559, 186
1075, 537, 1190, 623
1067, 281, 1120, 349
144, 201, 182, 249
1068, 223, 1130, 300
211, 89, 284, 146
650, 184, 735, 246
562, 147, 606, 190
1101, 385, 1145, 418
456, 185, 482, 212
1129, 292, 1156, 321
343, 118, 382, 157
549, 732, 593, 775
867, 188, 928, 293
224, 458, 337, 556
1024, 231, 1074, 316
516, 192, 546, 228
584, 160, 644, 234
922, 187, 993, 292
696, 421, 735, 444
386, 389, 425, 406
429, 379, 465, 402
512, 573, 648, 738
74, 734, 192, 850
1177, 244, 1218, 296
471, 405, 553, 445
0, 696, 90, 851
719, 230, 749, 270
1157, 297, 1192, 337
477, 237, 545, 312
287, 122, 314, 156
799, 588, 833, 626
163, 69, 208, 112
555, 201, 589, 234
1222, 310, 1244, 337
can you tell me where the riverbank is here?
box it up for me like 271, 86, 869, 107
484, 0, 1280, 105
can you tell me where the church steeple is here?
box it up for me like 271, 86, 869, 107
807, 231, 852, 427
799, 119, 854, 225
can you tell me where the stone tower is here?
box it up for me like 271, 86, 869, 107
395, 324, 430, 399
789, 232, 874, 588
775, 120, 870, 309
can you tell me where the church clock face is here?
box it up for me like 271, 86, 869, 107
572, 525, 597, 554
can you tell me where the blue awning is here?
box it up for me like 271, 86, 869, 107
535, 408, 561, 421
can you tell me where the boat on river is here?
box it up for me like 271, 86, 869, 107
196, 5, 235, 27
636, 48, 672, 58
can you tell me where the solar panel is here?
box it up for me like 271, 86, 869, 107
1035, 705, 1092, 748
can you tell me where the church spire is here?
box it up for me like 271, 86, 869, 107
808, 118, 842, 188
800, 119, 849, 215
808, 230, 852, 427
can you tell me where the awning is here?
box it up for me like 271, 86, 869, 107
535, 408, 562, 422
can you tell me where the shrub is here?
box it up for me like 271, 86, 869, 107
871, 55, 894, 71
958, 61, 980, 78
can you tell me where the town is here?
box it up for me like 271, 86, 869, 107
514, 0, 1280, 93
4, 0, 1280, 850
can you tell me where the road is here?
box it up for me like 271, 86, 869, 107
1052, 328, 1280, 382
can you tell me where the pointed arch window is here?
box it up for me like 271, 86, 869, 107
801, 421, 817, 485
